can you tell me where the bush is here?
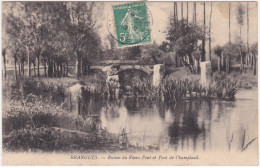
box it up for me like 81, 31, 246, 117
7, 77, 67, 104
2, 98, 120, 152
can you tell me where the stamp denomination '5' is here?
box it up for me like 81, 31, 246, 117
113, 2, 152, 47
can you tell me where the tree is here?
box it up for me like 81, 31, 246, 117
192, 50, 200, 74
236, 3, 245, 38
193, 2, 196, 23
222, 43, 235, 74
2, 48, 7, 78
213, 45, 223, 74
246, 2, 250, 66
201, 2, 206, 61
106, 34, 116, 51
250, 43, 257, 76
140, 43, 165, 64
236, 3, 245, 73
181, 2, 183, 20
66, 2, 103, 78
126, 46, 141, 60
166, 20, 205, 73
229, 3, 231, 44
209, 2, 213, 61
186, 2, 189, 22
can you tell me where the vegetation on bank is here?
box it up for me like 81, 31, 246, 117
2, 71, 240, 152
2, 98, 126, 152
130, 76, 238, 102
3, 79, 134, 152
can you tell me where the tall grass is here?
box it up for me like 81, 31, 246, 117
129, 76, 239, 102
7, 77, 67, 104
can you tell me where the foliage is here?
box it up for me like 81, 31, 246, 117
9, 77, 67, 104
2, 98, 119, 152
236, 3, 245, 26
213, 45, 223, 56
212, 74, 239, 100
250, 42, 258, 55
3, 2, 104, 78
139, 43, 166, 64
166, 19, 205, 58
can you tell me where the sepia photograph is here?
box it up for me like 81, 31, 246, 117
1, 1, 258, 166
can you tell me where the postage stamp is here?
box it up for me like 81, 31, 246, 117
112, 1, 152, 48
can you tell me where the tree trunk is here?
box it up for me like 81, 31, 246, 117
37, 55, 40, 77
188, 54, 194, 74
240, 55, 244, 74
28, 62, 32, 77
22, 61, 25, 76
44, 59, 47, 77
174, 2, 178, 21
80, 57, 83, 77
56, 62, 60, 77
193, 2, 196, 23
201, 2, 206, 61
229, 3, 231, 44
63, 62, 66, 77
60, 62, 63, 77
186, 2, 189, 22
26, 46, 31, 76
209, 2, 212, 61
251, 53, 254, 68
246, 2, 250, 66
221, 54, 225, 71
253, 54, 256, 75
181, 2, 183, 20
33, 61, 36, 76
53, 60, 56, 77
194, 59, 200, 74
18, 61, 21, 75
239, 46, 244, 74
66, 62, 69, 76
14, 58, 17, 80
3, 54, 6, 78
76, 55, 82, 79
218, 56, 221, 74
226, 55, 230, 74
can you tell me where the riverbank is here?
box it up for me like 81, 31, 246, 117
2, 65, 256, 152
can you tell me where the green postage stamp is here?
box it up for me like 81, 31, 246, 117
113, 1, 152, 48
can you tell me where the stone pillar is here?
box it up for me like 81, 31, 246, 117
200, 61, 212, 87
152, 64, 165, 87
105, 65, 120, 97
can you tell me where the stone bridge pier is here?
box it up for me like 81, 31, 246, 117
102, 64, 165, 96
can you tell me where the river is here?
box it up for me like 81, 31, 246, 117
77, 88, 257, 152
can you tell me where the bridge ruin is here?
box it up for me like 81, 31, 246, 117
90, 61, 165, 96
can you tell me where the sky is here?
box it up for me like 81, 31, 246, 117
98, 1, 258, 50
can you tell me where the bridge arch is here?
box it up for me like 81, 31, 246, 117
119, 65, 153, 76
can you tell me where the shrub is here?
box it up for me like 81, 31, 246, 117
7, 77, 67, 104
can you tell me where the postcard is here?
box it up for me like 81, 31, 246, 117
2, 1, 258, 166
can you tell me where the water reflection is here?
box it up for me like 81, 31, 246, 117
76, 89, 257, 152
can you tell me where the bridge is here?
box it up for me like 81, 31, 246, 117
89, 60, 165, 93
90, 64, 154, 75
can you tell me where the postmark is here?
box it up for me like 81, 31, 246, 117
112, 2, 152, 48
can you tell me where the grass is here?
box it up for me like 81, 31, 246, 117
5, 77, 67, 104
2, 96, 125, 152
128, 76, 239, 102
2, 78, 127, 152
